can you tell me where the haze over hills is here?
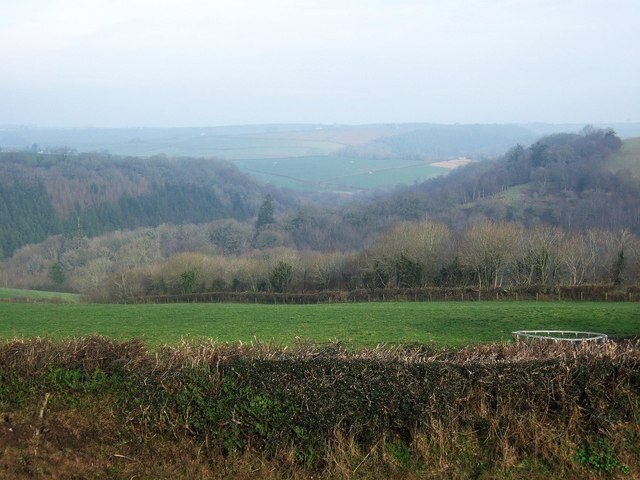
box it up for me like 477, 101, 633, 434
1, 125, 639, 296
3, 123, 640, 195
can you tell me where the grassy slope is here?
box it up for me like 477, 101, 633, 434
0, 287, 80, 303
608, 137, 640, 175
0, 301, 638, 347
234, 155, 448, 192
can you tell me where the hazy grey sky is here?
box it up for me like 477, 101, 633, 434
1, 0, 638, 127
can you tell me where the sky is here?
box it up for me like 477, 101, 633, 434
1, 0, 638, 127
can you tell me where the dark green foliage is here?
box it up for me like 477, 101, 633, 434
395, 253, 423, 288
0, 181, 60, 257
613, 249, 626, 286
434, 256, 468, 287
48, 262, 66, 286
255, 194, 275, 232
575, 436, 630, 474
180, 270, 197, 294
269, 261, 293, 293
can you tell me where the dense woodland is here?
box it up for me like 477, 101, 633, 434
1, 127, 639, 299
0, 152, 289, 257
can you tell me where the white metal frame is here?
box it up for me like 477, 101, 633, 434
512, 330, 608, 342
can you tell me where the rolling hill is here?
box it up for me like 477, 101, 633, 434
0, 151, 291, 257
5, 123, 639, 195
342, 129, 640, 234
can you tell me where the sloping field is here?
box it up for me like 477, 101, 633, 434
608, 136, 640, 175
0, 288, 79, 303
234, 155, 448, 192
0, 301, 638, 347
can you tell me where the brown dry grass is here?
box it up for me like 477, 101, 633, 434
1, 337, 639, 479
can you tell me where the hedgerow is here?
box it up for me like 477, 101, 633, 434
0, 337, 638, 478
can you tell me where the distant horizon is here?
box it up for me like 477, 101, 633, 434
3, 120, 640, 131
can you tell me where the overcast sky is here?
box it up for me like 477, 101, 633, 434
1, 0, 638, 127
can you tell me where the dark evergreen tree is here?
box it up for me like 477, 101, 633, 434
255, 194, 276, 232
269, 261, 293, 293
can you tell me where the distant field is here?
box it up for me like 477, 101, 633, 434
608, 137, 640, 175
234, 155, 448, 192
0, 301, 637, 347
0, 288, 80, 303
115, 135, 346, 160
0, 125, 401, 160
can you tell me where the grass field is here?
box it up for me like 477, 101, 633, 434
608, 136, 640, 176
234, 155, 448, 192
0, 287, 80, 303
0, 301, 638, 347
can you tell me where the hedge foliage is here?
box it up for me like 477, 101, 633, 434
1, 337, 639, 475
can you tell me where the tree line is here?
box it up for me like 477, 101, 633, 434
2, 218, 638, 301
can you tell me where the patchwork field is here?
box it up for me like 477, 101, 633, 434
1, 301, 638, 347
234, 155, 448, 192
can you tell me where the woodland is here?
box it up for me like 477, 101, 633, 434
1, 126, 639, 301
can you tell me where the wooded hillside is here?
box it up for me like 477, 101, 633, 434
0, 152, 288, 257
342, 127, 640, 234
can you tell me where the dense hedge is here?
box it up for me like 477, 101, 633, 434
1, 338, 639, 477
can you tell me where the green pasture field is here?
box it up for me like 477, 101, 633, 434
234, 155, 448, 192
0, 288, 80, 303
0, 301, 637, 348
608, 136, 640, 176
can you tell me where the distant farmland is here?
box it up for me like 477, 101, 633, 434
233, 155, 449, 192
0, 124, 464, 193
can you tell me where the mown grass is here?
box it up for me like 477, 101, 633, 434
0, 287, 80, 303
0, 301, 638, 347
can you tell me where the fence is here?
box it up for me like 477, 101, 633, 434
131, 285, 640, 304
